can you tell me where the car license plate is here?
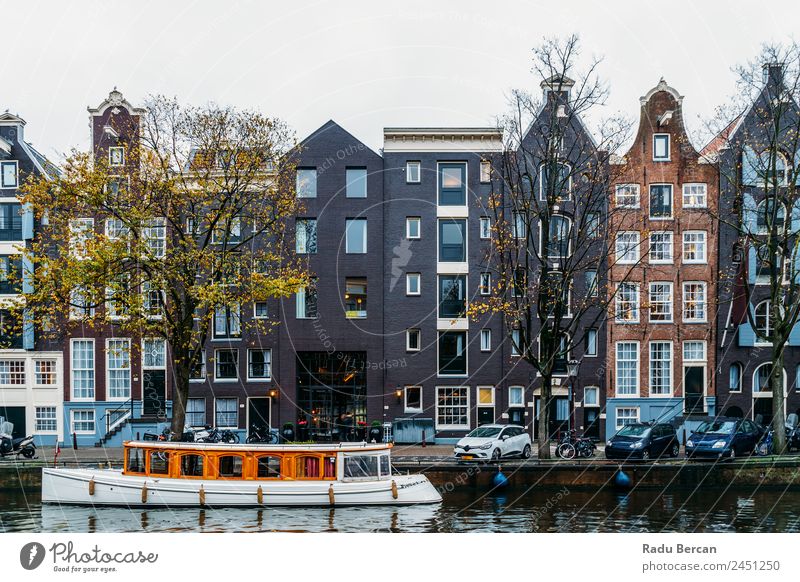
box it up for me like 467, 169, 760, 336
462, 455, 474, 460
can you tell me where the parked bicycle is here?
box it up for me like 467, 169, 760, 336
246, 424, 279, 444
556, 430, 596, 459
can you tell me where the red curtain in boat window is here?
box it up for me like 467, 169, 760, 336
297, 456, 320, 478
324, 457, 336, 478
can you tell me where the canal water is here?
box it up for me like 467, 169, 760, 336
2, 482, 800, 532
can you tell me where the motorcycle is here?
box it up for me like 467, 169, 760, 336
0, 420, 35, 458
246, 424, 278, 444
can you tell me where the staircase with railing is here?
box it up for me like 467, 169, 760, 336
95, 398, 135, 447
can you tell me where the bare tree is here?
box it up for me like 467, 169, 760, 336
472, 35, 633, 458
19, 96, 307, 436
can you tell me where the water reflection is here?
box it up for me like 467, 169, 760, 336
4, 486, 800, 533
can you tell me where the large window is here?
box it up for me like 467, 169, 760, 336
544, 215, 571, 258
248, 349, 272, 380
754, 300, 774, 343
616, 407, 640, 429
215, 398, 238, 428
649, 232, 673, 264
438, 163, 466, 206
648, 282, 673, 323
615, 283, 640, 323
71, 409, 95, 434
756, 198, 786, 233
346, 168, 367, 198
682, 183, 707, 208
211, 216, 241, 245
0, 255, 22, 294
653, 134, 670, 161
214, 304, 241, 338
296, 168, 317, 198
438, 219, 466, 262
438, 275, 466, 318
682, 231, 707, 263
539, 162, 571, 201
106, 339, 131, 400
142, 218, 166, 258
0, 203, 21, 241
35, 406, 57, 432
0, 161, 18, 188
344, 277, 367, 318
509, 386, 524, 407
69, 218, 94, 258
295, 219, 317, 254
436, 386, 469, 429
438, 331, 467, 376
649, 341, 672, 395
649, 184, 673, 218
682, 282, 707, 323
190, 351, 206, 381
0, 360, 24, 385
296, 278, 318, 319
345, 218, 367, 254
186, 398, 206, 427
615, 232, 639, 263
71, 339, 95, 400
615, 184, 640, 208
214, 349, 239, 381
616, 342, 639, 396
34, 360, 57, 386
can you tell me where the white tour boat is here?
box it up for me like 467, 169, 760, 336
41, 441, 442, 507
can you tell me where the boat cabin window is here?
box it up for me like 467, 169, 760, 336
217, 455, 243, 478
149, 451, 170, 475
256, 455, 281, 479
296, 456, 320, 479
180, 454, 204, 477
343, 455, 379, 479
324, 456, 336, 479
126, 448, 145, 474
380, 454, 390, 477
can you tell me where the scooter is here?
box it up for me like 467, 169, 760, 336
0, 421, 35, 458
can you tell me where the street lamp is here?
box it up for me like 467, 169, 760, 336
566, 359, 579, 433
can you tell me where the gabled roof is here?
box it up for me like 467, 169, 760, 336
700, 115, 741, 160
88, 88, 145, 117
299, 119, 381, 157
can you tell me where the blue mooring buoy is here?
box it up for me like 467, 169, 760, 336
614, 469, 632, 489
493, 469, 509, 488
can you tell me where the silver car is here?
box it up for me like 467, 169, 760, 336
453, 424, 532, 460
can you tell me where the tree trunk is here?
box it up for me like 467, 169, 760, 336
771, 346, 787, 453
537, 374, 552, 459
170, 363, 191, 439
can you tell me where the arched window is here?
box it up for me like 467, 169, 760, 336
753, 362, 787, 393
216, 454, 243, 478
760, 151, 788, 187
756, 198, 786, 233
179, 453, 204, 477
725, 406, 744, 418
729, 362, 742, 392
754, 301, 773, 342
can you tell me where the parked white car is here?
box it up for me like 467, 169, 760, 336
453, 424, 532, 460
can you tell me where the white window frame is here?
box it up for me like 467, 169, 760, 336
406, 273, 421, 296
539, 162, 572, 201
583, 386, 599, 407
648, 231, 673, 264
682, 231, 707, 264
480, 328, 491, 352
479, 272, 491, 296
479, 160, 491, 183
615, 341, 639, 396
649, 183, 674, 220
106, 338, 131, 401
477, 385, 495, 407
33, 359, 58, 387
615, 282, 640, 323
615, 184, 640, 208
70, 338, 95, 401
435, 386, 470, 430
615, 231, 640, 264
35, 406, 58, 433
653, 134, 670, 161
213, 348, 239, 382
648, 281, 673, 323
406, 217, 421, 240
682, 183, 707, 208
406, 161, 421, 184
615, 407, 640, 429
214, 397, 239, 429
109, 146, 125, 167
404, 385, 422, 413
70, 409, 96, 435
253, 301, 268, 319
189, 351, 207, 383
585, 329, 598, 357
0, 161, 18, 189
246, 348, 272, 381
69, 218, 94, 260
649, 341, 673, 396
508, 385, 524, 407
142, 217, 166, 259
406, 328, 421, 352
682, 281, 707, 323
479, 217, 491, 239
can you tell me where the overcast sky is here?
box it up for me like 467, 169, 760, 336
3, 0, 798, 160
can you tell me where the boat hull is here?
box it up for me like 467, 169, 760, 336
41, 468, 442, 507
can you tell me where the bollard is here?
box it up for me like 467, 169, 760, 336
421, 429, 426, 448
72, 431, 78, 450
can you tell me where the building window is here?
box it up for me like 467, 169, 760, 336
649, 282, 673, 323
615, 184, 640, 208
583, 386, 599, 407
0, 360, 24, 385
141, 281, 164, 319
438, 331, 467, 376
215, 398, 238, 428
682, 183, 707, 208
480, 160, 491, 183
653, 134, 670, 161
214, 349, 239, 381
35, 406, 57, 432
616, 407, 640, 429
478, 386, 495, 407
480, 329, 491, 352
682, 282, 707, 323
729, 362, 742, 392
585, 329, 597, 356
69, 218, 94, 259
479, 217, 491, 239
682, 231, 707, 263
214, 304, 241, 338
615, 283, 640, 323
248, 349, 272, 380
404, 386, 422, 413
190, 351, 206, 381
543, 215, 571, 258
585, 270, 597, 297
683, 340, 706, 362
406, 328, 420, 352
71, 339, 95, 400
753, 363, 778, 393
71, 409, 95, 434
756, 198, 786, 233
106, 338, 131, 400
649, 341, 672, 395
34, 360, 57, 385
649, 184, 673, 218
186, 398, 206, 427
295, 218, 317, 254
296, 168, 317, 198
512, 212, 526, 239
539, 162, 571, 201
438, 219, 466, 262
438, 163, 466, 206
649, 232, 673, 264
345, 218, 367, 254
0, 255, 20, 295
0, 161, 18, 188
479, 272, 491, 295
511, 328, 523, 356
345, 167, 367, 198
509, 386, 524, 407
296, 278, 318, 319
109, 147, 125, 167
754, 300, 773, 343
344, 277, 367, 318
406, 217, 421, 239
142, 338, 166, 369
615, 232, 639, 263
435, 386, 469, 429
438, 275, 466, 319
0, 203, 21, 244
406, 161, 421, 184
254, 302, 268, 319
616, 342, 639, 396
406, 273, 421, 296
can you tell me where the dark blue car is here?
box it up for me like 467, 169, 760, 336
686, 417, 762, 460
605, 422, 679, 461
